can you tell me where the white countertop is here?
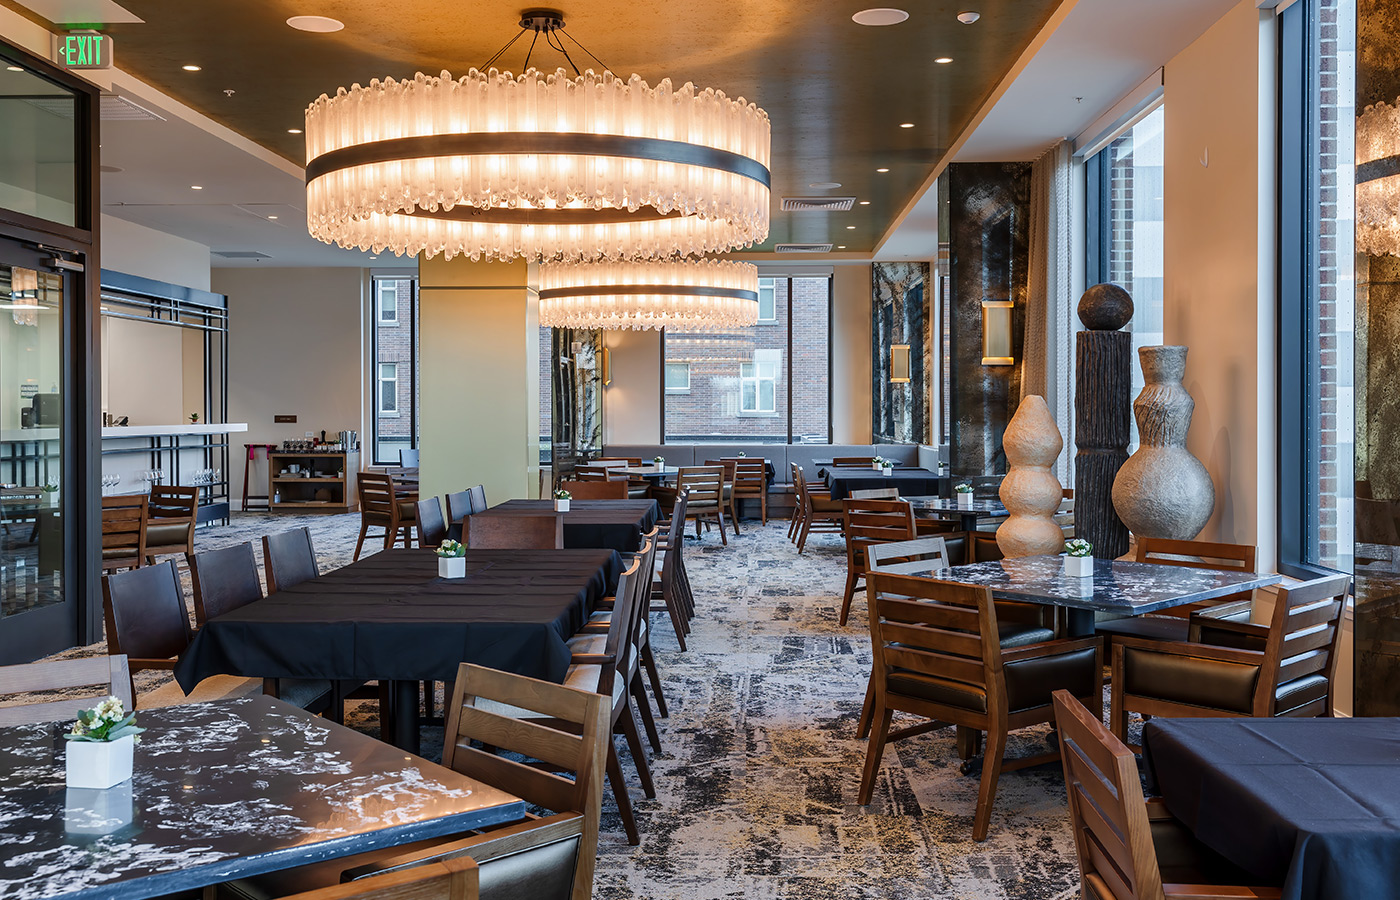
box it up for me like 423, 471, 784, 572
0, 423, 250, 442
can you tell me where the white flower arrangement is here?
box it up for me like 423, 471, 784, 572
871, 456, 888, 467
66, 697, 144, 744
737, 451, 747, 457
553, 489, 573, 501
435, 539, 466, 559
652, 456, 665, 465
954, 483, 974, 494
1065, 539, 1093, 558
42, 477, 59, 494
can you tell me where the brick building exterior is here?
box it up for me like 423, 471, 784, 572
372, 277, 416, 464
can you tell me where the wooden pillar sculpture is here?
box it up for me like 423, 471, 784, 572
1073, 284, 1133, 558
997, 395, 1065, 558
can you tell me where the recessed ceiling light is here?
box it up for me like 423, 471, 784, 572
808, 181, 842, 189
182, 64, 201, 72
288, 128, 303, 134
899, 122, 914, 128
876, 168, 890, 173
287, 15, 344, 32
5, 66, 22, 72
852, 7, 909, 26
846, 225, 856, 230
957, 11, 981, 24
369, 255, 378, 260
838, 245, 847, 249
268, 215, 279, 220
190, 185, 203, 190
935, 57, 954, 64
859, 200, 871, 205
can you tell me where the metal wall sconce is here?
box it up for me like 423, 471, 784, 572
981, 300, 1014, 366
890, 344, 910, 383
601, 347, 612, 386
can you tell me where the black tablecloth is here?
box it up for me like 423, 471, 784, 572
476, 499, 658, 552
1143, 717, 1400, 900
825, 466, 948, 500
175, 548, 622, 690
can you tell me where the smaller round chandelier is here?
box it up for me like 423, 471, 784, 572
539, 259, 759, 331
1357, 97, 1400, 257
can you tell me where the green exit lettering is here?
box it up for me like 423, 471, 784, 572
56, 33, 112, 70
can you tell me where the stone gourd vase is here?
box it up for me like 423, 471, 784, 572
1111, 346, 1215, 540
997, 395, 1066, 558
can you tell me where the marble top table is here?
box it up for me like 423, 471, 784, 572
0, 696, 523, 900
614, 464, 681, 480
905, 495, 1008, 532
896, 555, 1282, 636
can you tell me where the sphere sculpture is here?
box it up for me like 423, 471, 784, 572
1112, 346, 1216, 539
997, 395, 1066, 558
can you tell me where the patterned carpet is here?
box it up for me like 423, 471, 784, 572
41, 511, 1088, 899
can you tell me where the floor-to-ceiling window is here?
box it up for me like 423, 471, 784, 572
662, 275, 831, 443
369, 275, 418, 465
1281, 0, 1356, 576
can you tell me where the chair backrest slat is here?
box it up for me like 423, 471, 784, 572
445, 489, 474, 521
190, 542, 263, 626
850, 487, 900, 500
469, 484, 488, 511
1260, 573, 1350, 713
263, 527, 319, 593
866, 575, 999, 687
868, 537, 951, 573
356, 472, 397, 518
148, 485, 198, 521
676, 466, 723, 504
1135, 536, 1255, 571
0, 656, 133, 725
416, 496, 448, 548
101, 495, 147, 557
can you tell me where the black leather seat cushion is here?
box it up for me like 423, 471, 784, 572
887, 643, 1096, 714
997, 622, 1055, 648
1122, 646, 1260, 713
1274, 673, 1329, 715
144, 522, 190, 547
1097, 616, 1190, 642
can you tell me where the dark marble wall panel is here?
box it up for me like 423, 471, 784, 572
947, 162, 1032, 476
872, 262, 931, 444
550, 328, 604, 483
1354, 0, 1400, 715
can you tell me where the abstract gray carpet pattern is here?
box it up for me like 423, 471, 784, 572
33, 512, 1088, 899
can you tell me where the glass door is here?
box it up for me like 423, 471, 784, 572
0, 239, 71, 660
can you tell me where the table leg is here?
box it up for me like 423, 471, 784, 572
1065, 608, 1096, 638
388, 680, 421, 755
960, 512, 978, 532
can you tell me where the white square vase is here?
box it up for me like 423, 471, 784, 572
871, 462, 882, 471
438, 556, 466, 579
882, 467, 893, 476
1064, 555, 1094, 577
957, 493, 974, 508
554, 499, 570, 513
65, 735, 134, 790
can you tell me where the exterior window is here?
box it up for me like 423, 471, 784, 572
378, 363, 398, 415
378, 282, 399, 325
739, 353, 779, 414
665, 362, 691, 393
757, 279, 776, 321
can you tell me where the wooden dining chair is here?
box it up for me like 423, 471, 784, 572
858, 572, 1102, 841
189, 542, 263, 627
143, 485, 198, 566
445, 488, 475, 541
792, 465, 843, 552
1110, 573, 1352, 744
725, 458, 768, 524
579, 532, 668, 730
469, 484, 488, 512
1051, 690, 1283, 900
596, 457, 650, 498
278, 859, 480, 900
416, 496, 448, 549
704, 459, 743, 530
559, 479, 628, 500
398, 448, 420, 469
263, 527, 320, 593
464, 514, 564, 550
839, 498, 917, 626
354, 471, 416, 560
102, 560, 193, 703
1097, 538, 1258, 646
649, 498, 693, 649
0, 655, 133, 725
676, 465, 731, 544
850, 487, 900, 500
100, 494, 147, 572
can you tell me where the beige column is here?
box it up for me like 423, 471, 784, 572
417, 256, 539, 504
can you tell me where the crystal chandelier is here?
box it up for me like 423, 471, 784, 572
1357, 97, 1400, 257
305, 12, 771, 263
539, 259, 759, 331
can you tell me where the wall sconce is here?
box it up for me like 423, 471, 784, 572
981, 300, 1014, 366
601, 347, 612, 386
890, 344, 910, 383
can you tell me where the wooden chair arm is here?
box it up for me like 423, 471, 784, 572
1145, 798, 1174, 822
1000, 635, 1102, 663
568, 653, 616, 666
1112, 634, 1264, 666
1162, 888, 1282, 899
579, 622, 608, 634
1193, 599, 1254, 620
1187, 616, 1268, 645
341, 813, 582, 882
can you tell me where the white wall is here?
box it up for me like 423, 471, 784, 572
1162, 0, 1277, 569
101, 215, 211, 292
103, 316, 185, 424
603, 329, 661, 445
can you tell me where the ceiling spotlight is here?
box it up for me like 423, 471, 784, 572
899, 122, 914, 128
957, 10, 981, 24
935, 57, 954, 64
287, 15, 344, 32
288, 128, 303, 134
838, 245, 847, 249
182, 64, 201, 72
859, 200, 871, 205
268, 215, 279, 220
370, 255, 378, 259
190, 185, 203, 190
876, 167, 890, 173
5, 66, 23, 72
846, 225, 856, 230
852, 7, 910, 26
809, 181, 842, 189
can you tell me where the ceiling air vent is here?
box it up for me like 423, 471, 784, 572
773, 243, 834, 253
212, 250, 273, 260
780, 196, 856, 212
23, 95, 165, 122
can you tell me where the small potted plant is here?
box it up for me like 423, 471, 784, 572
41, 477, 59, 507
954, 483, 974, 508
436, 539, 467, 578
553, 488, 572, 513
188, 413, 200, 424
65, 697, 144, 790
880, 458, 893, 477
652, 455, 665, 467
737, 451, 747, 457
870, 456, 884, 471
1064, 538, 1094, 577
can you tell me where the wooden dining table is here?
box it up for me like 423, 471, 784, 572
0, 695, 523, 900
174, 547, 623, 753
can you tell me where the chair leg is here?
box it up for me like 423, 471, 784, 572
381, 525, 395, 549
797, 515, 813, 553
858, 702, 894, 805
1110, 680, 1128, 742
618, 704, 657, 799
657, 581, 689, 651
761, 493, 767, 525
856, 669, 876, 740
631, 673, 662, 752
839, 569, 858, 626
353, 522, 369, 562
694, 515, 702, 540
972, 727, 1006, 842
605, 740, 640, 845
715, 510, 727, 545
729, 502, 742, 535
640, 640, 669, 716
956, 725, 982, 760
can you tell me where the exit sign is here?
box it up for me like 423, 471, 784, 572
52, 33, 113, 70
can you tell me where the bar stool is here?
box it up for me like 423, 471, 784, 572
241, 443, 278, 511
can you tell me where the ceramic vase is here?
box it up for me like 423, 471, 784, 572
997, 395, 1066, 558
957, 492, 974, 508
1111, 346, 1215, 539
438, 556, 466, 579
555, 499, 570, 513
1064, 555, 1093, 577
65, 735, 134, 790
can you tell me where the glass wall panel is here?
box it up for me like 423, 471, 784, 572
370, 276, 418, 465
0, 58, 77, 226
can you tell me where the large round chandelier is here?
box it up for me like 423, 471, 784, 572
304, 63, 770, 261
539, 259, 759, 331
1358, 97, 1400, 257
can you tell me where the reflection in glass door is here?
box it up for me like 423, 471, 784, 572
0, 259, 66, 641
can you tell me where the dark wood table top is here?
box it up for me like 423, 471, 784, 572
0, 696, 522, 900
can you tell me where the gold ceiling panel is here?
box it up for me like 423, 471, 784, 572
93, 0, 1062, 254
